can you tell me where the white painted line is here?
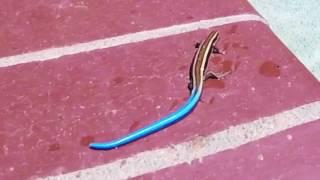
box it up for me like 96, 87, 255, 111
42, 101, 320, 180
0, 14, 267, 68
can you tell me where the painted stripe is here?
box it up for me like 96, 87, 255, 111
0, 14, 267, 68
42, 101, 320, 180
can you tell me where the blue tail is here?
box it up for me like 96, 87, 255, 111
89, 91, 201, 150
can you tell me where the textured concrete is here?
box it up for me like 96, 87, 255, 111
44, 102, 320, 180
0, 14, 266, 67
249, 0, 320, 80
0, 0, 255, 57
136, 118, 320, 180
0, 0, 319, 180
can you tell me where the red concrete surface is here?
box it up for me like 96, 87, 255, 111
135, 119, 320, 180
1, 22, 319, 180
1, 1, 320, 180
0, 0, 256, 57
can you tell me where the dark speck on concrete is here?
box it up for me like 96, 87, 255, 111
222, 60, 239, 73
48, 143, 60, 152
129, 121, 141, 132
80, 136, 95, 146
111, 76, 125, 86
259, 61, 281, 77
129, 9, 137, 14
227, 24, 238, 34
178, 65, 188, 71
205, 79, 225, 89
169, 99, 179, 111
186, 15, 194, 20
209, 97, 215, 104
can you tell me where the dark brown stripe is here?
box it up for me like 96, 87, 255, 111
190, 31, 219, 91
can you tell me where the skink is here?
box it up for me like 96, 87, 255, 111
90, 31, 221, 150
